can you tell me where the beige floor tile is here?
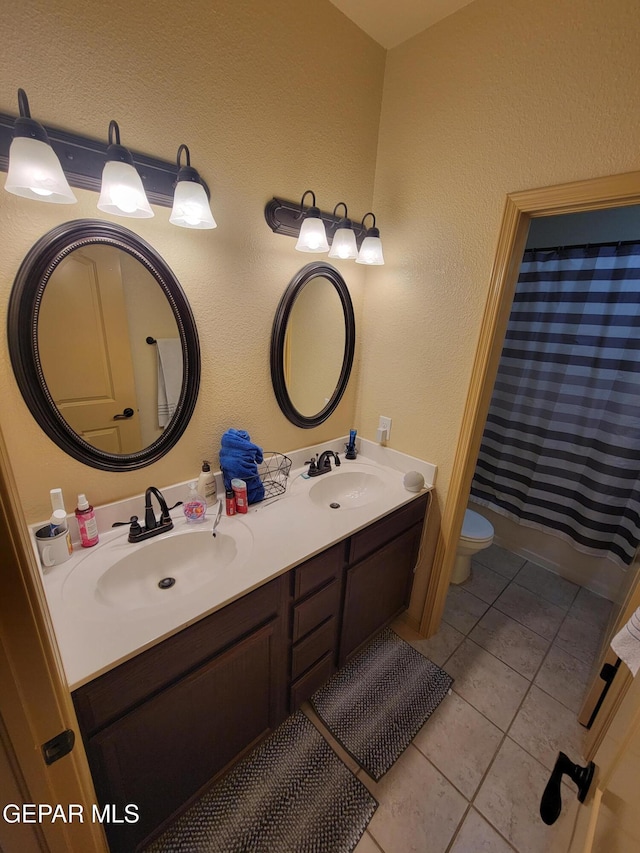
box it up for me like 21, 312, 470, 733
494, 583, 566, 640
554, 613, 606, 665
449, 808, 514, 853
508, 685, 586, 771
534, 644, 593, 713
513, 562, 579, 610
406, 620, 465, 667
443, 585, 489, 634
462, 563, 510, 604
475, 738, 579, 853
445, 639, 530, 731
473, 544, 527, 579
469, 608, 550, 679
364, 745, 467, 853
354, 831, 383, 853
570, 587, 614, 630
412, 691, 503, 799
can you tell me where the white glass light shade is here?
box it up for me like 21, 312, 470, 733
5, 136, 76, 203
97, 160, 153, 218
356, 235, 385, 265
170, 180, 217, 229
295, 216, 329, 252
328, 227, 358, 260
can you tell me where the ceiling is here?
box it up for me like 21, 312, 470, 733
328, 0, 476, 49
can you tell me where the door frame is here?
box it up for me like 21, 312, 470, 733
419, 169, 640, 644
0, 421, 107, 852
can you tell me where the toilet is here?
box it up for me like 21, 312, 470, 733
451, 508, 494, 584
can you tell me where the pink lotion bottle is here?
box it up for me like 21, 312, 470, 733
75, 494, 99, 547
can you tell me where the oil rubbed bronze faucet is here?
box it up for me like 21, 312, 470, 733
112, 486, 179, 542
306, 450, 341, 477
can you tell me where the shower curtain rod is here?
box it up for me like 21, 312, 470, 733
527, 238, 640, 253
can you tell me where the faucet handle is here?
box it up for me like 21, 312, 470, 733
112, 516, 143, 539
334, 452, 341, 467
128, 515, 143, 538
305, 456, 319, 475
112, 515, 140, 529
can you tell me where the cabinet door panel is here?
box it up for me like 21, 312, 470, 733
88, 621, 278, 852
340, 522, 422, 665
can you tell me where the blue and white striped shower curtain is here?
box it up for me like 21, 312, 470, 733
470, 241, 640, 568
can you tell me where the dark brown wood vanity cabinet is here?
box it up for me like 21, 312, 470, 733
339, 492, 429, 665
71, 492, 429, 851
72, 575, 289, 853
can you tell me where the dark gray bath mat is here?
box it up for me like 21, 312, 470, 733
144, 710, 377, 853
311, 627, 453, 781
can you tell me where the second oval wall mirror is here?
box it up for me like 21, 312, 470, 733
271, 262, 355, 428
7, 219, 200, 471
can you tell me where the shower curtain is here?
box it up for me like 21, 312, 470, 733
471, 241, 640, 568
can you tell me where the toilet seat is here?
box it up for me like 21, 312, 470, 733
461, 509, 493, 542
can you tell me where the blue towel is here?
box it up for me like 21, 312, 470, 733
219, 429, 265, 504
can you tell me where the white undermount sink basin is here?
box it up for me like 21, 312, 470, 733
308, 469, 386, 509
62, 523, 253, 618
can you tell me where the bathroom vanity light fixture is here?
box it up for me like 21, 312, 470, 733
327, 202, 358, 260
169, 144, 216, 229
0, 89, 213, 223
356, 212, 385, 265
264, 194, 383, 264
3, 89, 76, 204
97, 120, 153, 218
294, 190, 330, 252
264, 190, 379, 258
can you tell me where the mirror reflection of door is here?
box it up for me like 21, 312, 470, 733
37, 245, 181, 453
283, 275, 346, 417
38, 246, 142, 454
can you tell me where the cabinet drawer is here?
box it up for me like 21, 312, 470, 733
293, 543, 344, 601
291, 616, 338, 680
292, 579, 340, 642
349, 493, 428, 564
290, 652, 335, 711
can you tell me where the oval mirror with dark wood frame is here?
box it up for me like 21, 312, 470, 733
271, 262, 355, 428
7, 219, 200, 471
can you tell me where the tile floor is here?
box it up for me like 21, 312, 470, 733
306, 544, 613, 853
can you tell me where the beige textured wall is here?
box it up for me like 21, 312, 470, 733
0, 0, 384, 521
358, 0, 640, 526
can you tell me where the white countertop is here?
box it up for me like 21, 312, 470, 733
36, 437, 436, 691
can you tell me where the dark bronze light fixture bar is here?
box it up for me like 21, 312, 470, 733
0, 111, 209, 208
265, 196, 368, 245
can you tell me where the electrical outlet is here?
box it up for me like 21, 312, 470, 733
378, 416, 392, 438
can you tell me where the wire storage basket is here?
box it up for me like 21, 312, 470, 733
256, 452, 292, 499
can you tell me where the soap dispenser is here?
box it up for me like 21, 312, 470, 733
184, 482, 207, 523
197, 460, 217, 507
